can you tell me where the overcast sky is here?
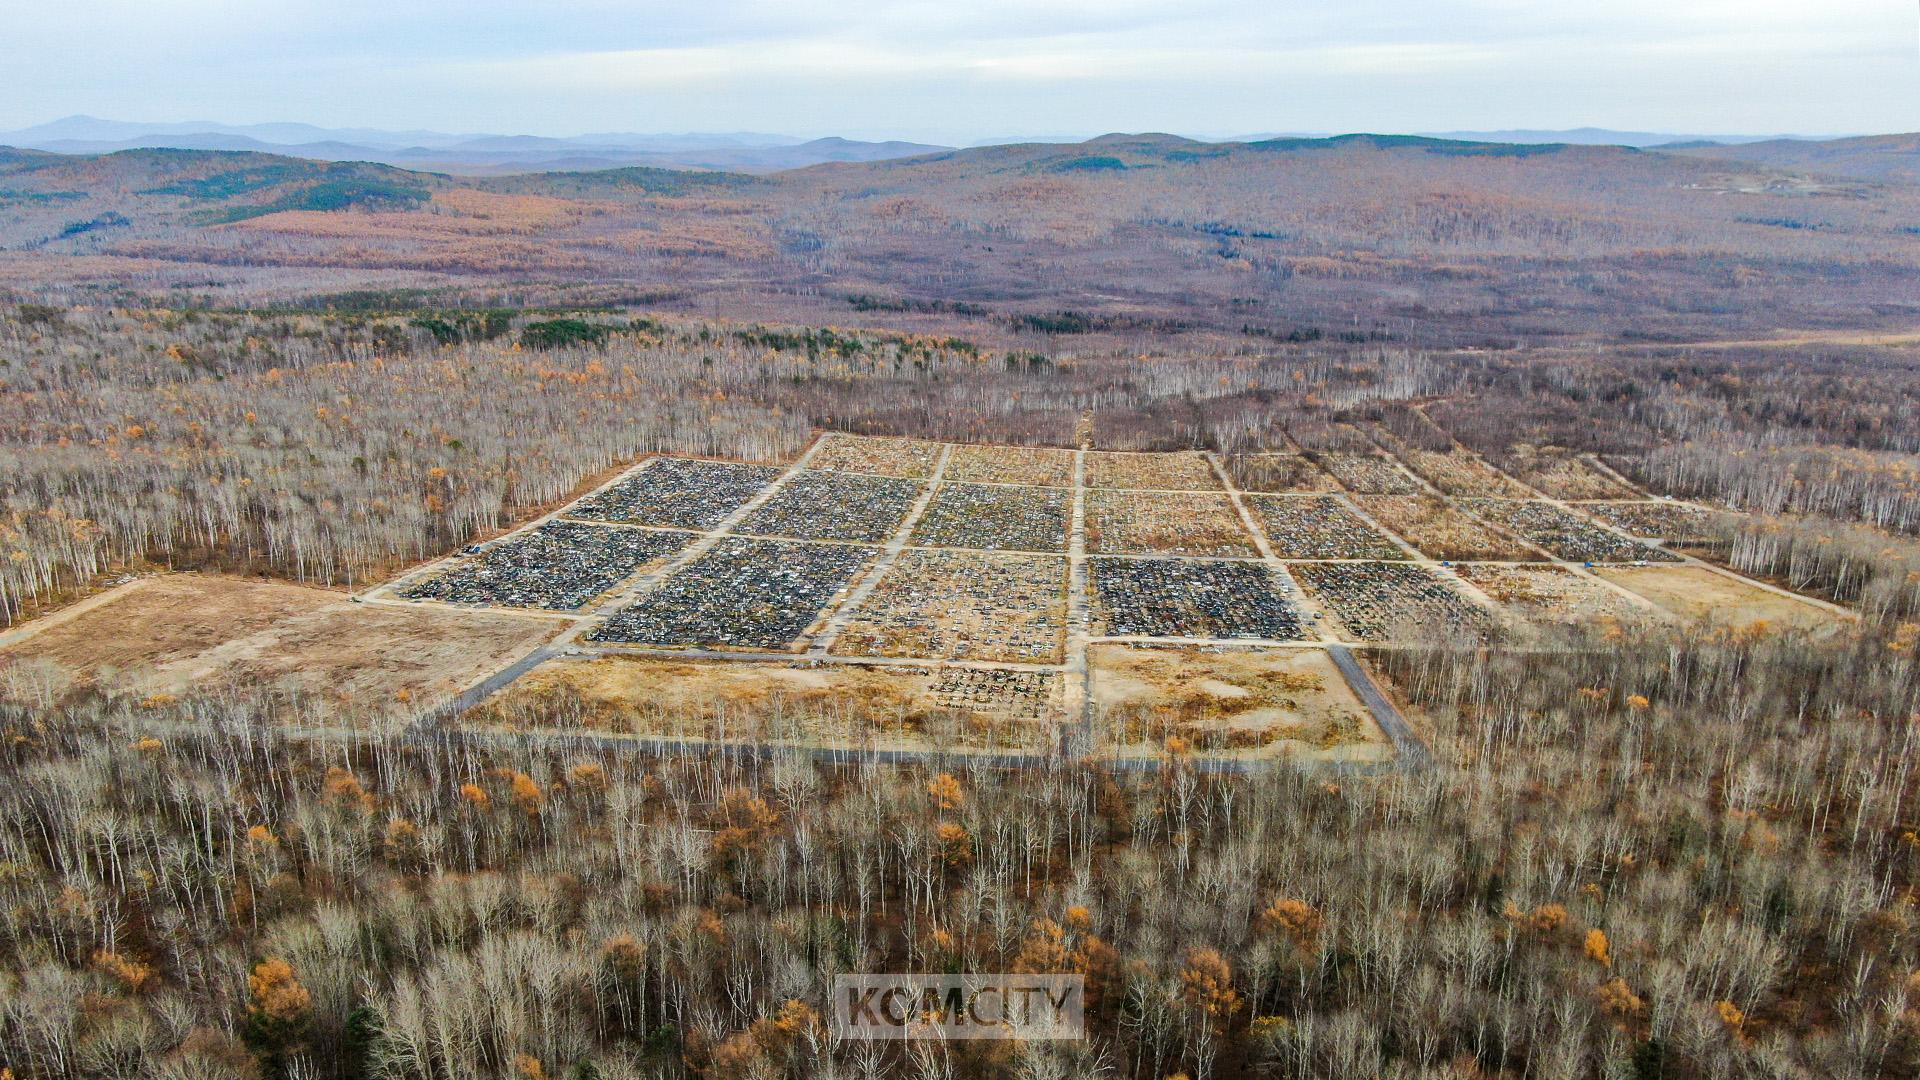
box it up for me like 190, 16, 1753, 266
6, 0, 1916, 141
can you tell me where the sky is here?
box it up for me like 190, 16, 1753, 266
4, 0, 1917, 142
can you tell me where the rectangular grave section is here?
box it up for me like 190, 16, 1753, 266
735, 469, 924, 542
1291, 561, 1488, 642
565, 458, 783, 530
588, 537, 875, 648
399, 521, 693, 611
911, 483, 1070, 552
1089, 557, 1304, 639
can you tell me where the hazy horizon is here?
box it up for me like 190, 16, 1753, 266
5, 0, 1915, 145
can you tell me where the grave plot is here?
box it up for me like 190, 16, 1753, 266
1395, 449, 1534, 497
1291, 561, 1490, 642
911, 482, 1069, 552
564, 457, 783, 530
398, 521, 694, 611
1091, 645, 1390, 762
1577, 501, 1723, 541
1230, 453, 1344, 494
930, 667, 1061, 724
1496, 447, 1640, 499
943, 444, 1076, 487
1084, 450, 1221, 491
476, 655, 1054, 751
588, 537, 875, 649
809, 433, 944, 478
831, 549, 1068, 663
1246, 495, 1405, 559
1089, 557, 1304, 639
1312, 452, 1426, 495
1355, 495, 1539, 561
1455, 564, 1654, 628
1460, 499, 1679, 564
1085, 491, 1257, 557
734, 469, 923, 542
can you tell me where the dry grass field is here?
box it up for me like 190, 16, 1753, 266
0, 574, 558, 719
474, 654, 1058, 750
1592, 565, 1845, 634
1090, 644, 1390, 762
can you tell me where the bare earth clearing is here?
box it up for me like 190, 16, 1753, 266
0, 574, 559, 721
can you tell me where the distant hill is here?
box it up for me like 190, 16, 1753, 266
2, 133, 1918, 348
1662, 133, 1920, 186
1416, 127, 1830, 148
0, 116, 949, 175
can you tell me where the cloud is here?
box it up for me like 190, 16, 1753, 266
1, 0, 1913, 138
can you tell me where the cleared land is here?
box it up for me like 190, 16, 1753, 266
476, 655, 1058, 750
0, 575, 556, 719
830, 549, 1068, 663
1395, 450, 1534, 497
1086, 491, 1256, 556
1593, 565, 1843, 634
1091, 644, 1390, 762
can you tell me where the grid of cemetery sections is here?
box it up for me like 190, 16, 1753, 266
369, 432, 1771, 731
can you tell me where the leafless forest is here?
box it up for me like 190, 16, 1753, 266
0, 299, 1916, 1078
2, 131, 1920, 1078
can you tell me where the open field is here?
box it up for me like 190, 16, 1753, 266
1395, 449, 1535, 497
1091, 644, 1391, 762
829, 549, 1068, 663
0, 574, 557, 719
1592, 565, 1845, 634
474, 654, 1060, 750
